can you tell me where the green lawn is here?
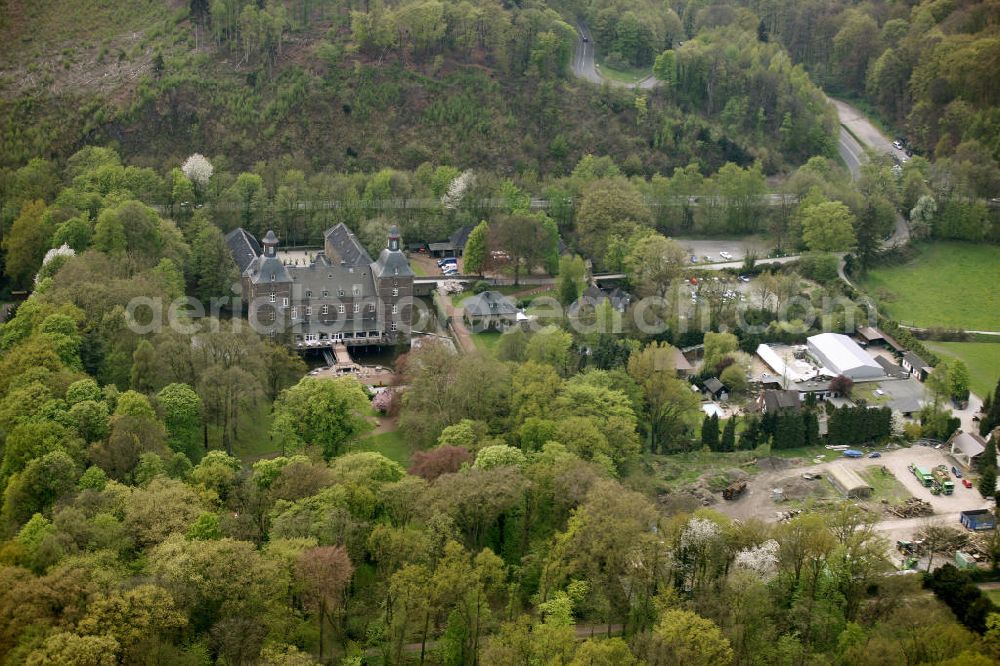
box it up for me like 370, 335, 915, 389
985, 589, 1000, 606
925, 341, 1000, 399
472, 330, 503, 355
859, 466, 911, 503
594, 56, 652, 84
231, 402, 279, 461
350, 429, 416, 467
859, 242, 1000, 331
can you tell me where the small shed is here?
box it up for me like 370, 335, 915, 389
901, 351, 932, 382
949, 430, 988, 470
827, 463, 873, 498
855, 326, 885, 347
703, 377, 729, 401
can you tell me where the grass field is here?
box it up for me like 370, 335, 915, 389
925, 341, 1000, 398
859, 467, 911, 503
472, 330, 503, 355
594, 56, 652, 84
860, 242, 1000, 331
350, 429, 415, 467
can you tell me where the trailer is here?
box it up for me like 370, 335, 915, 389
909, 464, 933, 487
960, 509, 996, 531
932, 467, 955, 495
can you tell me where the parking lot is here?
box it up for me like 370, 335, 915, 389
676, 238, 773, 264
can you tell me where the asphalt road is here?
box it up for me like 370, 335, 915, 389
831, 98, 911, 247
572, 23, 658, 90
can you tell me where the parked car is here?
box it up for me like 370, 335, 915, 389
892, 140, 903, 150
442, 267, 459, 276
963, 479, 974, 489
437, 257, 458, 267
868, 451, 881, 458
952, 466, 963, 478
690, 255, 698, 263
719, 251, 733, 260
738, 275, 750, 283
703, 255, 712, 262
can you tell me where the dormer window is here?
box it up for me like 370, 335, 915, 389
339, 288, 345, 296
322, 289, 329, 297
353, 285, 361, 296
270, 273, 275, 281
305, 290, 312, 298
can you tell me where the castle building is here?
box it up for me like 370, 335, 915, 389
225, 224, 414, 348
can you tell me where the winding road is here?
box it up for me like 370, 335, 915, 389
572, 23, 658, 90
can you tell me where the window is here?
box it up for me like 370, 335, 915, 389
391, 322, 398, 332
282, 297, 289, 307
291, 307, 298, 319
270, 273, 275, 281
353, 285, 361, 296
392, 288, 399, 296
305, 290, 312, 298
391, 304, 398, 314
306, 306, 312, 316
353, 304, 360, 313
338, 288, 344, 296
322, 289, 329, 297
269, 293, 276, 303
322, 305, 329, 315
369, 303, 375, 312
305, 334, 316, 342
338, 305, 345, 314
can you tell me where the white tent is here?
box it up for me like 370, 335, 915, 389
806, 333, 884, 380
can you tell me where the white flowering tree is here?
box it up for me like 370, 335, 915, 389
182, 153, 214, 196
441, 170, 474, 210
35, 244, 76, 284
733, 539, 780, 581
676, 517, 724, 592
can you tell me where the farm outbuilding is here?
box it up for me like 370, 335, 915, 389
827, 463, 873, 498
807, 333, 884, 380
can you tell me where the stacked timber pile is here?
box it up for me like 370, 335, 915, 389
887, 498, 934, 518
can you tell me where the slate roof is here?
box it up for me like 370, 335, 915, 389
903, 351, 931, 371
325, 223, 374, 267
762, 389, 800, 413
289, 254, 377, 298
875, 355, 910, 379
704, 377, 726, 394
247, 253, 292, 285
449, 225, 474, 250
856, 326, 884, 342
225, 228, 262, 275
464, 291, 518, 317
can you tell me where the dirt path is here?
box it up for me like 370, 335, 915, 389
438, 291, 474, 353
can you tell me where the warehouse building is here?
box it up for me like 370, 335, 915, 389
806, 333, 884, 380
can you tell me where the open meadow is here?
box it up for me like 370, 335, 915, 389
861, 243, 1000, 331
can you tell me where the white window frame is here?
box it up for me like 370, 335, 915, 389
353, 303, 360, 313
369, 303, 376, 312
291, 307, 298, 319
282, 297, 289, 307
305, 306, 312, 316
391, 304, 398, 314
338, 305, 345, 314
322, 305, 329, 315
269, 293, 276, 303
392, 287, 399, 296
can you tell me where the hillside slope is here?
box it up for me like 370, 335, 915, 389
0, 0, 831, 176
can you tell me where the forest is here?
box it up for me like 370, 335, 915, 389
0, 142, 998, 663
2, 0, 1000, 663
